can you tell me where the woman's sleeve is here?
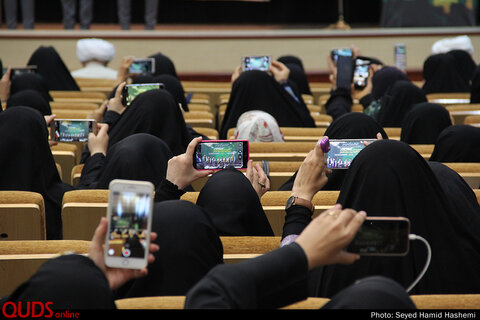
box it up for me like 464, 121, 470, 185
325, 87, 353, 120
281, 205, 313, 246
76, 153, 105, 189
153, 178, 186, 202
184, 242, 309, 309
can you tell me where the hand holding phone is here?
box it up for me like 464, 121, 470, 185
104, 180, 155, 271
89, 216, 159, 290
326, 139, 375, 169
346, 217, 410, 256
336, 55, 354, 90
122, 83, 164, 106
291, 137, 332, 202
167, 137, 215, 190
88, 123, 109, 156
129, 58, 155, 75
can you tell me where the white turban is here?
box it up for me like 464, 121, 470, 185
234, 110, 284, 143
76, 38, 115, 63
431, 35, 474, 55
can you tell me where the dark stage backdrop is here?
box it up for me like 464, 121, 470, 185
27, 0, 382, 26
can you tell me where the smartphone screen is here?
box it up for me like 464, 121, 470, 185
331, 48, 353, 64
105, 180, 154, 269
326, 139, 375, 169
346, 217, 410, 256
353, 58, 371, 90
242, 56, 272, 72
50, 119, 96, 142
129, 58, 155, 75
122, 83, 164, 106
335, 55, 354, 90
193, 140, 249, 170
4, 66, 37, 80
394, 43, 406, 72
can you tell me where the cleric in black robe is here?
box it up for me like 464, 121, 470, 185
308, 140, 480, 297
0, 107, 75, 239
114, 200, 223, 298
400, 102, 452, 144
422, 53, 470, 94
196, 168, 274, 236
26, 46, 80, 91
429, 125, 480, 163
219, 70, 315, 139
78, 133, 173, 190
377, 80, 427, 127
278, 112, 388, 191
6, 89, 52, 116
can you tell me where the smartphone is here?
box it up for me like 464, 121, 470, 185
49, 119, 97, 142
394, 43, 406, 72
353, 58, 371, 90
326, 139, 375, 169
3, 66, 37, 80
346, 217, 410, 256
335, 55, 354, 90
104, 179, 154, 269
331, 48, 353, 64
193, 140, 249, 171
129, 58, 156, 75
241, 56, 272, 72
122, 83, 165, 106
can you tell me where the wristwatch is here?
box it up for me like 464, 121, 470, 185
285, 196, 315, 213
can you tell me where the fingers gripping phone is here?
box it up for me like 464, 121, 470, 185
49, 119, 97, 142
193, 140, 249, 171
326, 139, 375, 169
241, 56, 272, 72
105, 179, 154, 269
346, 217, 410, 256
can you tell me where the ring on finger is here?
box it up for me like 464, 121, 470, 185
258, 181, 266, 188
327, 211, 338, 217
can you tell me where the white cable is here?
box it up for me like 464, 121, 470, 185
406, 234, 432, 293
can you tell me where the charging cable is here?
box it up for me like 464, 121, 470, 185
406, 234, 431, 293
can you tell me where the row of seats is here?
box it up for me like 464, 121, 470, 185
1, 236, 479, 308
2, 187, 480, 243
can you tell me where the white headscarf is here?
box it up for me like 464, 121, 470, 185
76, 38, 115, 63
431, 35, 474, 55
234, 110, 284, 142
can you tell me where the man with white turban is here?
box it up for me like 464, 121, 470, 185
431, 35, 474, 55
71, 38, 118, 80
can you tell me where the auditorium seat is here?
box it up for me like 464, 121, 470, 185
50, 90, 107, 104
181, 190, 340, 236
445, 104, 480, 125
73, 77, 116, 95
49, 109, 96, 120
51, 143, 80, 184
183, 111, 216, 128
192, 127, 219, 140
383, 127, 401, 140
50, 102, 101, 111
464, 115, 480, 127
187, 104, 212, 113
0, 191, 46, 241
114, 294, 480, 310
443, 163, 480, 189
0, 239, 91, 298
427, 93, 470, 105
70, 164, 84, 186
61, 190, 109, 240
